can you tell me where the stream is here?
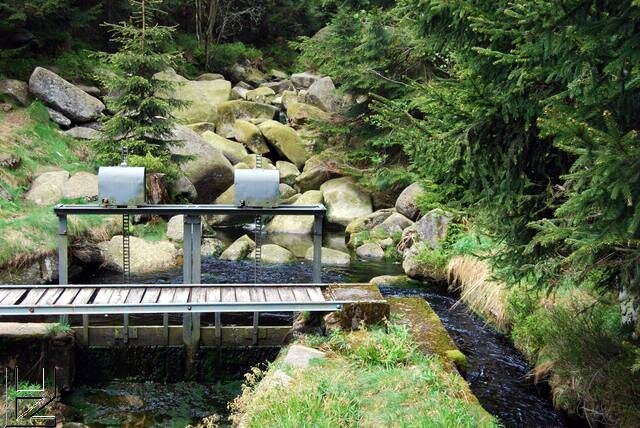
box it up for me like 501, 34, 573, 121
64, 229, 566, 427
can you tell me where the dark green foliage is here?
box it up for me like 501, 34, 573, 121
96, 0, 184, 175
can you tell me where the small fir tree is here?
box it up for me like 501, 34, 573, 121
96, 0, 184, 174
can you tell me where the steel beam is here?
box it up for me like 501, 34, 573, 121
54, 204, 326, 216
313, 214, 323, 284
57, 214, 68, 324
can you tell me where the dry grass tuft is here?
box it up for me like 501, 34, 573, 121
447, 255, 510, 332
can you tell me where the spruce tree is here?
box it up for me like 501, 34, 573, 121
96, 0, 184, 174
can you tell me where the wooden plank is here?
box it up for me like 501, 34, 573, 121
108, 288, 130, 305
221, 287, 236, 302
141, 288, 161, 303
263, 287, 280, 302
307, 287, 325, 302
235, 287, 251, 302
158, 288, 176, 304
57, 288, 80, 305
0, 289, 13, 304
173, 288, 191, 303
291, 287, 311, 302
205, 287, 221, 303
39, 288, 64, 306
124, 288, 145, 304
277, 287, 295, 302
93, 288, 116, 304
190, 287, 207, 303
74, 288, 96, 305
20, 288, 47, 306
0, 289, 27, 305
249, 287, 266, 302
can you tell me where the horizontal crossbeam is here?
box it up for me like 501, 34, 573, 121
54, 203, 326, 216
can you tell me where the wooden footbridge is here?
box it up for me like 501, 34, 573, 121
0, 204, 383, 349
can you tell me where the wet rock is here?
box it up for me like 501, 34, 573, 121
220, 235, 256, 260
0, 78, 30, 105
201, 130, 248, 164
250, 244, 295, 264
47, 107, 71, 127
28, 67, 104, 122
168, 125, 234, 203
64, 126, 101, 140
356, 242, 384, 260
154, 68, 231, 124
345, 208, 395, 235
275, 160, 300, 186
215, 100, 278, 138
265, 190, 323, 234
282, 345, 326, 368
0, 153, 20, 168
233, 119, 269, 155
320, 177, 373, 227
245, 86, 275, 103
25, 170, 69, 205
62, 171, 98, 199
258, 120, 309, 168
291, 72, 321, 89
98, 236, 179, 274
304, 246, 351, 265
395, 182, 423, 220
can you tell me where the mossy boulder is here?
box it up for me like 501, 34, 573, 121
355, 242, 385, 260
220, 235, 256, 260
275, 160, 300, 186
201, 130, 248, 164
215, 100, 278, 138
233, 119, 270, 155
98, 236, 179, 274
395, 182, 423, 220
265, 190, 323, 234
369, 275, 423, 288
291, 72, 322, 89
286, 102, 331, 125
372, 212, 414, 236
249, 244, 296, 264
25, 170, 69, 206
320, 177, 373, 227
294, 152, 344, 192
245, 86, 276, 103
304, 246, 351, 265
258, 120, 309, 168
345, 208, 396, 235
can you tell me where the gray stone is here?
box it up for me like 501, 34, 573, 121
291, 72, 322, 89
220, 235, 256, 260
25, 170, 69, 206
28, 67, 104, 122
196, 73, 225, 81
227, 63, 266, 86
62, 171, 98, 199
245, 86, 276, 103
356, 242, 384, 260
201, 237, 225, 257
216, 100, 278, 138
306, 76, 343, 112
304, 246, 351, 266
63, 126, 101, 140
258, 120, 309, 168
286, 102, 331, 125
370, 274, 422, 288
166, 215, 185, 241
282, 344, 326, 368
77, 84, 101, 97
98, 236, 179, 274
234, 119, 269, 155
201, 130, 248, 164
320, 177, 372, 227
47, 108, 71, 127
294, 153, 343, 192
279, 183, 297, 200
276, 160, 300, 186
250, 244, 295, 264
345, 208, 395, 235
231, 85, 249, 100
265, 190, 323, 234
372, 212, 413, 236
0, 79, 30, 105
401, 208, 453, 251
260, 80, 295, 94
169, 175, 198, 201
395, 183, 423, 220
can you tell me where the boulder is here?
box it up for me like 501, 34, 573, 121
372, 212, 413, 236
306, 76, 343, 112
286, 102, 331, 125
201, 130, 248, 164
258, 120, 309, 168
168, 125, 234, 202
279, 183, 297, 200
282, 344, 326, 368
369, 274, 422, 288
242, 154, 276, 169
231, 85, 249, 100
63, 126, 101, 140
77, 84, 101, 97
395, 183, 423, 220
166, 215, 188, 241
62, 171, 98, 199
234, 119, 270, 155
196, 73, 225, 81
402, 243, 445, 282
275, 160, 300, 186
265, 190, 323, 234
154, 68, 231, 124
345, 208, 395, 235
245, 86, 275, 103
251, 244, 295, 264
0, 79, 30, 105
25, 170, 69, 206
270, 69, 289, 80
98, 236, 179, 274
281, 90, 299, 109
260, 80, 294, 94
47, 108, 71, 127
304, 246, 351, 266
265, 233, 312, 258
205, 185, 247, 226
320, 177, 372, 227
201, 237, 225, 257
28, 67, 104, 122
291, 72, 322, 89
186, 122, 216, 134
216, 100, 278, 138
294, 153, 343, 192
220, 235, 256, 260
227, 63, 266, 86
356, 242, 385, 260
401, 208, 452, 251
169, 175, 198, 201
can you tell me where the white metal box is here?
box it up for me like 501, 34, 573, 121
233, 169, 280, 208
98, 166, 146, 206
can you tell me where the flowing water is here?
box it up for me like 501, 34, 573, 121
65, 229, 566, 427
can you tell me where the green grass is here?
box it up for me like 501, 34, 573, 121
46, 321, 73, 335
232, 324, 496, 427
131, 218, 167, 242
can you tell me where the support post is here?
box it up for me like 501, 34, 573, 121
183, 215, 201, 377
313, 214, 323, 284
57, 214, 68, 324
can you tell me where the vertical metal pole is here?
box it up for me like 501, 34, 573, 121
58, 214, 68, 324
313, 214, 323, 284
183, 215, 193, 285
190, 216, 201, 346
82, 314, 89, 346
183, 215, 201, 377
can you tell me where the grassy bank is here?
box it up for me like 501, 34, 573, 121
231, 322, 496, 427
0, 103, 113, 269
